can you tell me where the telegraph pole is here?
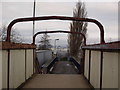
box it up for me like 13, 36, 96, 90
33, 0, 36, 37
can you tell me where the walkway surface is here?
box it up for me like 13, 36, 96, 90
50, 61, 79, 74
23, 74, 91, 88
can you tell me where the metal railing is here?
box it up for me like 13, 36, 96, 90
4, 16, 106, 89
69, 57, 81, 74
6, 16, 105, 44
41, 57, 58, 74
32, 30, 86, 45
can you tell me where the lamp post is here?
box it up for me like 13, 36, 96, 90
54, 39, 59, 54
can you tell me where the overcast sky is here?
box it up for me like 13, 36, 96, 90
1, 0, 119, 47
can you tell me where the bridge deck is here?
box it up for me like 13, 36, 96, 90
23, 74, 91, 88
51, 61, 79, 74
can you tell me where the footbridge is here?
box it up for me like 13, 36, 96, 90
1, 16, 120, 89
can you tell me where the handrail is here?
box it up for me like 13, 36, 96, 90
6, 16, 105, 44
69, 57, 81, 74
32, 30, 86, 45
41, 57, 58, 74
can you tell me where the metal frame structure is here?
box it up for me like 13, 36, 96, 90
3, 15, 120, 90
6, 16, 105, 44
32, 30, 86, 45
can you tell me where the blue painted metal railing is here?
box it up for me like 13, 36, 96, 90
69, 57, 81, 74
41, 57, 58, 73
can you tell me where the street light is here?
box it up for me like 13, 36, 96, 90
54, 39, 59, 54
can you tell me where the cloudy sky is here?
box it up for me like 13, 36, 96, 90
1, 0, 119, 47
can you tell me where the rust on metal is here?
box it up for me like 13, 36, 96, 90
6, 16, 105, 44
32, 30, 86, 45
1, 41, 36, 50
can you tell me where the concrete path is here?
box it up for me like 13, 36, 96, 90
50, 61, 79, 74
23, 74, 91, 88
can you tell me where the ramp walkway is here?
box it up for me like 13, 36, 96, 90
23, 74, 91, 88
23, 59, 91, 88
50, 61, 79, 74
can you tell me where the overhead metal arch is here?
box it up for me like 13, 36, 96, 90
32, 30, 86, 45
6, 16, 105, 44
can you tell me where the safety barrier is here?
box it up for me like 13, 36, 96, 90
1, 15, 112, 89
69, 57, 81, 73
1, 42, 36, 89
41, 57, 58, 74
82, 41, 120, 89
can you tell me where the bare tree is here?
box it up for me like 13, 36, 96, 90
0, 25, 23, 43
38, 33, 52, 50
68, 1, 88, 60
